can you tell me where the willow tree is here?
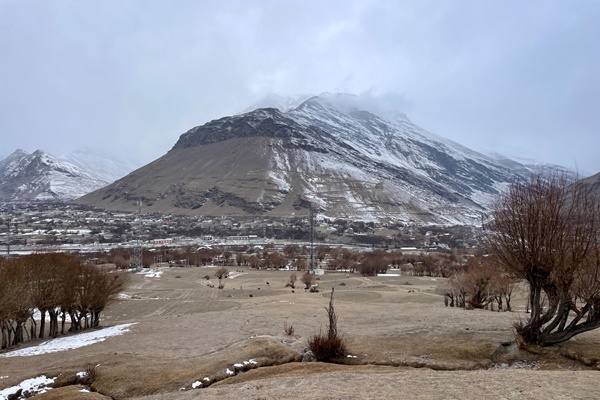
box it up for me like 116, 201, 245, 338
488, 174, 600, 346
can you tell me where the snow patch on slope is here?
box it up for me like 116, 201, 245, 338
0, 323, 136, 357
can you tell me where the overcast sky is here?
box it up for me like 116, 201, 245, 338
1, 0, 599, 174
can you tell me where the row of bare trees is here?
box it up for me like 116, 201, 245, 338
442, 256, 517, 311
442, 173, 600, 347
0, 253, 127, 350
96, 242, 466, 278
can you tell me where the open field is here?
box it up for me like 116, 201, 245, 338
1, 266, 599, 399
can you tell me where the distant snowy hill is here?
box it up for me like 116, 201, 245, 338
0, 150, 111, 201
487, 152, 575, 179
60, 148, 140, 182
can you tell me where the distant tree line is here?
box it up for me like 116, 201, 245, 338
0, 253, 127, 350
89, 243, 466, 277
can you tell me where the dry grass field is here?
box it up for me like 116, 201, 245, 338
2, 266, 600, 399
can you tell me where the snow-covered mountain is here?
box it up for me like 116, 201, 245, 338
0, 150, 111, 201
77, 93, 554, 224
241, 94, 312, 114
60, 148, 140, 182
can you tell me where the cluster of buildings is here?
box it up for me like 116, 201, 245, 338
0, 201, 483, 256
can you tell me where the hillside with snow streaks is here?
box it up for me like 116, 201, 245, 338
77, 93, 540, 224
0, 150, 110, 201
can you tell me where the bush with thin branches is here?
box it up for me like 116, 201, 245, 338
284, 321, 295, 336
307, 288, 348, 362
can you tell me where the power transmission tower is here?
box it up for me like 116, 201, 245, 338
309, 205, 315, 271
5, 217, 11, 258
131, 201, 143, 272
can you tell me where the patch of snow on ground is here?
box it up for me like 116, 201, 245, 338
0, 323, 137, 358
0, 375, 55, 399
377, 274, 400, 277
228, 272, 247, 279
192, 381, 202, 388
139, 268, 164, 278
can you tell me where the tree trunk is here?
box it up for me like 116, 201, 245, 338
29, 317, 37, 341
92, 311, 102, 328
48, 309, 59, 338
505, 294, 512, 312
13, 321, 24, 346
39, 309, 47, 339
60, 312, 67, 335
1, 321, 7, 349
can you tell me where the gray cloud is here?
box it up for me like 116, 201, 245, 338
1, 0, 598, 174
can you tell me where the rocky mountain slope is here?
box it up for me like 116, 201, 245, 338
578, 171, 600, 197
0, 149, 111, 201
76, 93, 542, 224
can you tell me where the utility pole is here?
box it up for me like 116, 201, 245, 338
131, 201, 143, 272
309, 206, 315, 271
5, 217, 11, 258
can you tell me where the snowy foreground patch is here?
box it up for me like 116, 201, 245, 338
138, 268, 164, 278
0, 375, 55, 399
188, 359, 257, 390
0, 323, 137, 358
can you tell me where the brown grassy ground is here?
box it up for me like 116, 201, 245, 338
1, 266, 599, 399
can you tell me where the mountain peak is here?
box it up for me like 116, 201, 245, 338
77, 93, 540, 224
0, 149, 110, 201
241, 93, 312, 113
172, 107, 310, 150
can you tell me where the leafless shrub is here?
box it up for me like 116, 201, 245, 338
78, 363, 97, 386
307, 288, 348, 362
288, 273, 297, 289
284, 321, 295, 336
301, 272, 315, 289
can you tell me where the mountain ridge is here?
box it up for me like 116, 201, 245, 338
76, 93, 538, 224
0, 149, 110, 201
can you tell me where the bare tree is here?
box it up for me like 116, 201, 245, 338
214, 266, 229, 279
222, 251, 232, 266
287, 272, 297, 288
0, 254, 128, 349
488, 174, 600, 346
302, 272, 315, 289
359, 251, 389, 276
247, 255, 260, 269
316, 245, 331, 262
268, 252, 287, 269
